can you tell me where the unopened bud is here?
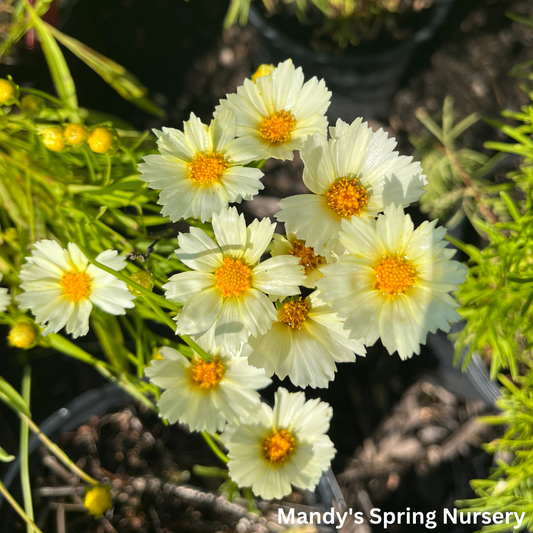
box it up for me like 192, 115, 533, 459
88, 126, 119, 154
84, 484, 112, 517
8, 323, 36, 349
64, 123, 89, 146
0, 79, 18, 106
42, 127, 65, 152
127, 271, 154, 296
252, 64, 275, 82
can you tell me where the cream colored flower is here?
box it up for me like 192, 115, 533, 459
138, 110, 265, 222
215, 59, 331, 161
316, 204, 467, 360
245, 292, 365, 388
271, 233, 328, 289
276, 118, 427, 255
145, 345, 271, 433
222, 388, 335, 500
18, 240, 135, 338
164, 207, 304, 354
0, 274, 11, 312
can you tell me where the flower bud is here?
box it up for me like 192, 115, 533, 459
252, 64, 275, 83
64, 123, 89, 146
127, 271, 154, 296
8, 323, 36, 349
21, 95, 45, 115
84, 484, 112, 517
88, 126, 119, 154
42, 127, 65, 152
0, 79, 19, 106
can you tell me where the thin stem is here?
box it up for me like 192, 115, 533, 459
201, 432, 229, 465
20, 414, 98, 486
103, 153, 111, 185
20, 366, 34, 531
0, 481, 43, 533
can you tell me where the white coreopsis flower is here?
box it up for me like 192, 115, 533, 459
276, 118, 427, 255
245, 292, 365, 388
138, 110, 265, 223
0, 274, 11, 312
316, 204, 467, 360
164, 207, 305, 354
271, 233, 328, 289
214, 59, 331, 161
222, 387, 336, 500
145, 346, 271, 433
18, 240, 135, 338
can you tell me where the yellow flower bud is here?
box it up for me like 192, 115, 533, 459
127, 270, 154, 297
0, 79, 18, 106
64, 123, 89, 146
88, 126, 119, 154
8, 323, 36, 349
42, 127, 65, 152
251, 64, 275, 83
21, 95, 45, 115
84, 484, 112, 517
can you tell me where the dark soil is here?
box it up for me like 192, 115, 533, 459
24, 402, 329, 533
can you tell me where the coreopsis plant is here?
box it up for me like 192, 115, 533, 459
0, 7, 466, 525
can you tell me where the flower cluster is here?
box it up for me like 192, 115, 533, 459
5, 59, 466, 502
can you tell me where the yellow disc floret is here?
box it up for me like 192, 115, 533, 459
64, 123, 89, 146
42, 127, 65, 152
189, 357, 225, 389
289, 239, 325, 274
8, 323, 36, 349
84, 484, 112, 517
214, 257, 252, 297
279, 297, 310, 330
0, 79, 18, 106
325, 177, 368, 218
252, 63, 275, 82
187, 152, 229, 184
88, 126, 118, 154
259, 110, 296, 145
60, 271, 92, 302
262, 429, 296, 465
374, 256, 416, 298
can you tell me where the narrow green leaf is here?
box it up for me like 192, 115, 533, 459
0, 446, 15, 463
22, 0, 78, 115
46, 24, 165, 118
0, 375, 31, 417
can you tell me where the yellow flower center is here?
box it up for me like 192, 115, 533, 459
8, 323, 36, 349
189, 357, 225, 389
325, 177, 368, 218
214, 257, 252, 298
60, 271, 92, 302
279, 298, 310, 330
259, 110, 296, 145
374, 256, 417, 298
289, 239, 325, 274
187, 152, 229, 184
262, 429, 296, 465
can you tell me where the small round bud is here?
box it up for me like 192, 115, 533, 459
252, 64, 275, 83
84, 484, 112, 517
4, 227, 18, 242
88, 126, 119, 154
21, 95, 45, 115
127, 271, 154, 296
64, 123, 89, 146
8, 323, 36, 349
42, 127, 65, 152
0, 79, 19, 106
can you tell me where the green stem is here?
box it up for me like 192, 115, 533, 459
201, 432, 229, 464
0, 481, 43, 533
76, 243, 181, 312
20, 365, 33, 532
20, 414, 98, 486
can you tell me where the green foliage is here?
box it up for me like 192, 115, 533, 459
224, 0, 436, 48
412, 96, 507, 230
457, 372, 533, 532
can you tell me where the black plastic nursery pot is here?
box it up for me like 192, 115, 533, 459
0, 382, 344, 532
248, 0, 460, 122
